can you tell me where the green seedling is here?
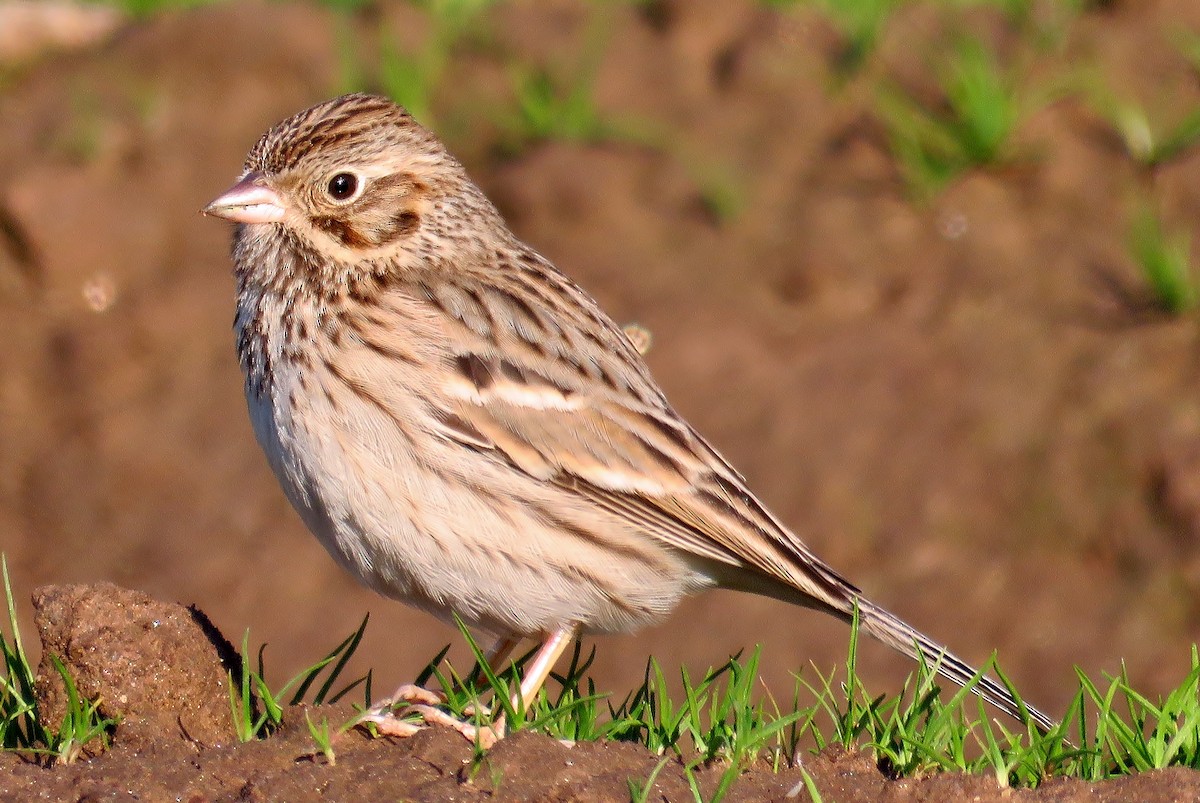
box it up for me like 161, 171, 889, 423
627, 756, 672, 803
504, 64, 610, 148
1089, 90, 1200, 169
229, 615, 369, 742
689, 163, 747, 225
684, 760, 737, 803
876, 36, 1038, 199
1174, 29, 1200, 77
1074, 20, 1200, 169
1128, 205, 1196, 314
497, 6, 660, 154
769, 0, 901, 79
46, 655, 117, 765
10, 546, 1200, 791
0, 556, 47, 753
0, 556, 115, 764
790, 767, 825, 802
304, 710, 337, 765
333, 0, 498, 126
1078, 648, 1200, 774
103, 0, 217, 19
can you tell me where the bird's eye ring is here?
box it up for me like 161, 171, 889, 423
327, 172, 359, 202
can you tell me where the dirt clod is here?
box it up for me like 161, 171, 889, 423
33, 582, 235, 751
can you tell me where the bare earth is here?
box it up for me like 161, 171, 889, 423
3, 0, 1200, 799
10, 581, 1200, 801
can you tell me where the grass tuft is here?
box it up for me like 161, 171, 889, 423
229, 614, 369, 742
0, 556, 48, 754
0, 556, 116, 764
1087, 87, 1200, 169
494, 6, 659, 155
875, 36, 1043, 199
304, 710, 337, 765
332, 0, 498, 127
1128, 204, 1196, 315
772, 0, 900, 80
45, 655, 116, 765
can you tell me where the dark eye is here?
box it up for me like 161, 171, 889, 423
327, 172, 358, 201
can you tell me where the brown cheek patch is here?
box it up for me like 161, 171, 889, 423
312, 215, 372, 249
310, 205, 420, 249
388, 209, 420, 238
373, 173, 426, 244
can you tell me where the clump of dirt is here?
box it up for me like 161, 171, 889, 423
7, 583, 1200, 802
33, 582, 236, 751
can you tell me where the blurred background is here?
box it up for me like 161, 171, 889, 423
2, 0, 1200, 723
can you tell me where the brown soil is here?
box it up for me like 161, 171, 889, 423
10, 581, 1200, 802
3, 0, 1200, 799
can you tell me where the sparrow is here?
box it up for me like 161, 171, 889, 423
204, 93, 1055, 745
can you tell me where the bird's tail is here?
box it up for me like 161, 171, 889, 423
851, 595, 1058, 734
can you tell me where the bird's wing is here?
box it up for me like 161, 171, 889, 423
442, 361, 857, 606
385, 265, 860, 610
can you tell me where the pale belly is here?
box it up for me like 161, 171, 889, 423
244, 364, 712, 639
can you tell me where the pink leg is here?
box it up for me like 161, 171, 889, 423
509, 625, 579, 716
470, 635, 518, 686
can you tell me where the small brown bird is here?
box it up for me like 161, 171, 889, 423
204, 93, 1054, 744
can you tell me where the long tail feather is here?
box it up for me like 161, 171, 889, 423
852, 596, 1057, 733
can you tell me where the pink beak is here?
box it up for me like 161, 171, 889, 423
203, 172, 286, 224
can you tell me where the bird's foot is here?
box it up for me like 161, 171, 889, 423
360, 703, 503, 749
371, 683, 446, 710
358, 684, 502, 748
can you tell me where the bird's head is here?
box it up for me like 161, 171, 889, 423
205, 93, 493, 283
